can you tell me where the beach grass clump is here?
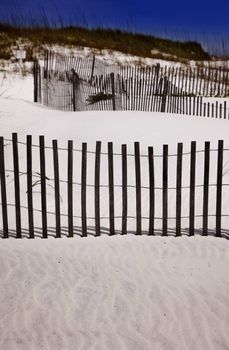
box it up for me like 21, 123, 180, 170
0, 22, 211, 62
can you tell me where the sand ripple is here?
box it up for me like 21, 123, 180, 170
0, 236, 229, 350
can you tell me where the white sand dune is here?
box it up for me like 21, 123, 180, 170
0, 236, 229, 350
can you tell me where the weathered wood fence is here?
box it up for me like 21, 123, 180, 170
34, 51, 229, 116
0, 134, 229, 239
34, 62, 229, 117
43, 51, 229, 98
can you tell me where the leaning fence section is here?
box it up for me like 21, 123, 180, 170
42, 51, 229, 97
34, 51, 229, 116
0, 134, 229, 239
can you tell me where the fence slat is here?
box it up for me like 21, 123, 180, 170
39, 135, 47, 238
72, 72, 77, 112
203, 141, 210, 236
176, 143, 183, 236
162, 145, 168, 236
34, 60, 38, 103
90, 54, 95, 84
53, 140, 61, 238
148, 147, 155, 235
81, 143, 87, 237
27, 135, 34, 238
0, 137, 8, 238
189, 141, 196, 236
12, 133, 21, 238
68, 140, 73, 237
122, 144, 127, 235
111, 73, 116, 111
108, 142, 115, 235
134, 142, 142, 235
161, 78, 169, 112
216, 140, 223, 237
95, 141, 101, 236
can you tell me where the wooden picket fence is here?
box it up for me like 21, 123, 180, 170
0, 134, 228, 239
34, 61, 229, 118
43, 51, 229, 98
34, 50, 229, 117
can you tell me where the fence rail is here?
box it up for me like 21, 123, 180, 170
0, 134, 229, 239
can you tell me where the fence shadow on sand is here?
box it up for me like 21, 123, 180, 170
1, 227, 229, 240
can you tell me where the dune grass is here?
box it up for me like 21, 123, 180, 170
0, 22, 211, 62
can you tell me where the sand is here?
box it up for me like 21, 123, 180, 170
0, 236, 229, 350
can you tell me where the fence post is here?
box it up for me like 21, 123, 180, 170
0, 137, 8, 238
161, 78, 169, 113
108, 142, 115, 235
203, 141, 210, 236
110, 73, 116, 111
53, 140, 61, 238
81, 143, 87, 237
216, 140, 223, 237
189, 141, 196, 236
122, 144, 127, 235
216, 101, 218, 118
34, 60, 38, 103
134, 142, 142, 235
72, 72, 76, 111
90, 54, 95, 84
44, 50, 48, 79
68, 140, 73, 237
196, 96, 199, 116
211, 103, 214, 118
193, 96, 196, 116
155, 63, 160, 94
207, 102, 210, 117
199, 96, 201, 116
203, 102, 206, 117
95, 141, 101, 236
148, 147, 155, 235
12, 133, 21, 238
39, 135, 47, 238
162, 145, 168, 236
176, 143, 183, 236
27, 135, 34, 238
72, 70, 80, 112
38, 63, 41, 103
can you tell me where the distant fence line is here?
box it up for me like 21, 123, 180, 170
34, 64, 229, 118
34, 51, 229, 115
0, 134, 228, 239
43, 51, 229, 97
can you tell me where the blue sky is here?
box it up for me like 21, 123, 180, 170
0, 0, 229, 47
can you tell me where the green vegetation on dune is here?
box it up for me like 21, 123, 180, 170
0, 23, 211, 62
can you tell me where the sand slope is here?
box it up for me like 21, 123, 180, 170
0, 236, 229, 350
